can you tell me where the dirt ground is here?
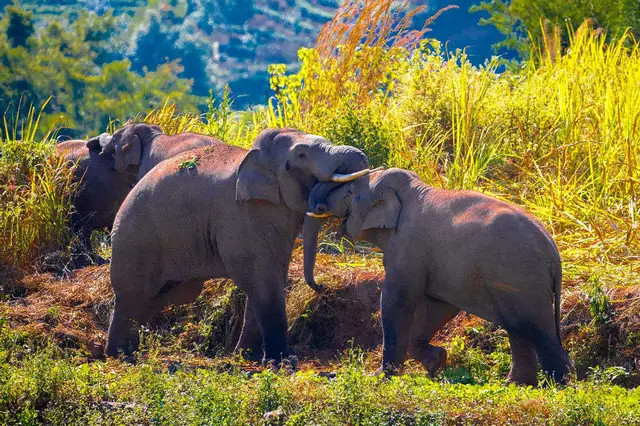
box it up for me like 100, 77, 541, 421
1, 247, 639, 381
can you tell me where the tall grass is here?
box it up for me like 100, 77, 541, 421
143, 90, 267, 149
267, 1, 640, 268
0, 103, 77, 270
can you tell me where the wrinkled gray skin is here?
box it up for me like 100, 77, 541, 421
97, 122, 220, 183
305, 168, 572, 385
57, 125, 221, 262
106, 128, 369, 364
57, 136, 132, 260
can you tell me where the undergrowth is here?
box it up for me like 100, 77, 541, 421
0, 320, 637, 425
0, 101, 77, 270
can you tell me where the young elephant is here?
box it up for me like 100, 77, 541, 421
304, 168, 571, 385
106, 128, 372, 363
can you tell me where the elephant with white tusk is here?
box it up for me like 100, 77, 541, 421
105, 128, 371, 364
303, 168, 572, 385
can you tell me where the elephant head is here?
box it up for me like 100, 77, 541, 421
303, 168, 410, 289
86, 133, 113, 152
235, 128, 373, 291
97, 123, 162, 174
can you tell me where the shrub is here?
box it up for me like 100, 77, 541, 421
0, 103, 77, 270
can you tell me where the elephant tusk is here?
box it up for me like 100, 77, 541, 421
330, 167, 384, 183
306, 212, 333, 218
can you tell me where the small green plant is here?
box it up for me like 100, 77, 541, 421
43, 306, 61, 324
256, 370, 284, 416
178, 156, 200, 171
205, 85, 234, 142
587, 275, 612, 326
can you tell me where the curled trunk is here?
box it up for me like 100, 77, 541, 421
302, 214, 325, 293
302, 182, 346, 293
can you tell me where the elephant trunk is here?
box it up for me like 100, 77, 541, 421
302, 214, 325, 293
302, 181, 345, 293
316, 145, 369, 182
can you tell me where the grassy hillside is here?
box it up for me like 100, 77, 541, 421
16, 0, 344, 107
12, 0, 506, 108
0, 1, 639, 423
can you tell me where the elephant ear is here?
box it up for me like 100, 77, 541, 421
236, 149, 280, 205
361, 186, 401, 231
87, 133, 111, 151
119, 133, 142, 172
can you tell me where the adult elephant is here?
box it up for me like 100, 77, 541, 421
57, 125, 221, 261
96, 122, 221, 183
304, 168, 572, 385
57, 136, 133, 260
105, 128, 372, 363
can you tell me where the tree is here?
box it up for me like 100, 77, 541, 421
0, 5, 199, 135
128, 8, 216, 95
5, 5, 34, 48
471, 0, 640, 58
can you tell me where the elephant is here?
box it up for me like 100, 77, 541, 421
57, 126, 222, 262
105, 128, 373, 363
57, 136, 133, 261
96, 122, 222, 183
303, 168, 572, 385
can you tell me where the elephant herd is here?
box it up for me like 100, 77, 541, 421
58, 124, 571, 386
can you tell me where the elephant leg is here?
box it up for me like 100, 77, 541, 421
106, 298, 142, 357
409, 297, 459, 376
106, 277, 204, 357
379, 270, 421, 375
503, 296, 571, 384
506, 332, 538, 386
234, 298, 264, 361
229, 263, 291, 365
143, 278, 206, 322
248, 286, 290, 364
532, 329, 571, 384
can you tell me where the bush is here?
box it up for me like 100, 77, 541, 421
0, 104, 77, 270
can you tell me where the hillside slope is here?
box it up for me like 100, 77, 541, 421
13, 0, 504, 106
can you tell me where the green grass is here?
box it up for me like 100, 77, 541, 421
0, 101, 77, 270
0, 327, 637, 425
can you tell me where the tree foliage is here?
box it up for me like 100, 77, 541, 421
4, 5, 34, 47
0, 5, 198, 136
471, 0, 640, 58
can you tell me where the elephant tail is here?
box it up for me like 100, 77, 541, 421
553, 263, 563, 343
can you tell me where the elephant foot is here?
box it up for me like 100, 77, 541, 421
234, 332, 264, 362
506, 369, 538, 387
374, 362, 401, 378
264, 354, 298, 374
235, 346, 263, 362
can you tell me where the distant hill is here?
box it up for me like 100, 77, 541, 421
10, 0, 506, 107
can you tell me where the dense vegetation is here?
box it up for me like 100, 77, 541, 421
473, 0, 640, 59
1, 0, 640, 423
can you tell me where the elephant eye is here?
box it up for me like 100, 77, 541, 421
297, 152, 307, 160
